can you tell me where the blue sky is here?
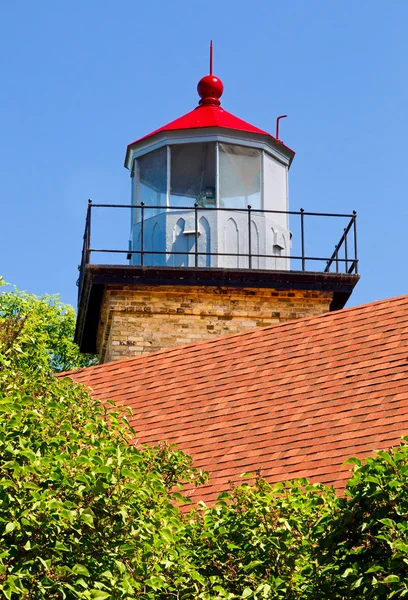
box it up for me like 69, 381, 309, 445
0, 1, 407, 309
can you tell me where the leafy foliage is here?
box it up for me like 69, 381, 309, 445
0, 304, 207, 598
181, 478, 338, 599
1, 276, 408, 598
179, 447, 408, 599
0, 278, 96, 373
318, 450, 408, 598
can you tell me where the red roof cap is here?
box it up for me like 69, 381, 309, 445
127, 72, 291, 150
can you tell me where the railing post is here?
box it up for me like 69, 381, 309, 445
344, 228, 348, 272
335, 244, 339, 273
353, 210, 358, 274
247, 204, 252, 269
86, 199, 92, 264
140, 202, 145, 266
300, 208, 305, 271
194, 203, 199, 267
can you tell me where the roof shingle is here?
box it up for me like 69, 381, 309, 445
66, 294, 408, 503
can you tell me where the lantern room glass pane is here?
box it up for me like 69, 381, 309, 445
170, 143, 216, 208
219, 143, 261, 210
136, 147, 167, 221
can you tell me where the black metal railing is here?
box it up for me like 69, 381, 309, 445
77, 201, 358, 301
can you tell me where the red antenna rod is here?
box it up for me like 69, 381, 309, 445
210, 40, 213, 75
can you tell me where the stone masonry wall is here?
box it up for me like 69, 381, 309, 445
97, 284, 333, 363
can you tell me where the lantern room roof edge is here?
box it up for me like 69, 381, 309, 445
125, 127, 295, 171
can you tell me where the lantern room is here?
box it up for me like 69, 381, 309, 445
124, 71, 295, 270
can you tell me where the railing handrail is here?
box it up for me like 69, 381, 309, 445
87, 202, 356, 219
87, 247, 357, 264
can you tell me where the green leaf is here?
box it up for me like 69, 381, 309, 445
380, 518, 396, 527
145, 576, 166, 590
23, 482, 40, 490
4, 522, 15, 534
73, 564, 91, 577
161, 528, 174, 543
351, 577, 363, 589
384, 575, 400, 583
80, 509, 95, 528
121, 467, 137, 479
342, 568, 356, 578
344, 457, 362, 466
0, 480, 16, 488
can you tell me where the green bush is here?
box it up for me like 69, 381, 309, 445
0, 278, 96, 373
0, 288, 206, 598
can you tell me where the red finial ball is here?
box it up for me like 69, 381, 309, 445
197, 75, 224, 106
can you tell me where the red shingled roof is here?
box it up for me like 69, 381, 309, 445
66, 295, 408, 504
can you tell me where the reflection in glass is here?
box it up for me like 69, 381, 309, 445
135, 147, 167, 221
219, 143, 261, 210
170, 143, 216, 208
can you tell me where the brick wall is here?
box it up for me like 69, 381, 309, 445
97, 284, 333, 362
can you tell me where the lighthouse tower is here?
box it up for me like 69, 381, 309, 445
75, 53, 359, 363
